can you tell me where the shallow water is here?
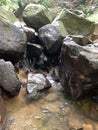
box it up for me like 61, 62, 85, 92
4, 70, 98, 130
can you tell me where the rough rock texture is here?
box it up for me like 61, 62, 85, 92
59, 37, 98, 99
53, 9, 95, 35
0, 59, 21, 96
26, 73, 51, 100
23, 4, 51, 31
0, 17, 26, 63
39, 24, 63, 54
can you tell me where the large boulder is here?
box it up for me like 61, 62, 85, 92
0, 59, 21, 96
23, 4, 52, 31
59, 36, 98, 99
39, 24, 63, 54
53, 9, 95, 35
0, 17, 26, 63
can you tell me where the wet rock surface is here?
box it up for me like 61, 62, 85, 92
26, 73, 51, 100
39, 24, 63, 54
26, 42, 43, 66
59, 36, 98, 99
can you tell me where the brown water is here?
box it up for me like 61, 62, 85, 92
3, 70, 98, 130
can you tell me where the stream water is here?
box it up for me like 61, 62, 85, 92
3, 69, 98, 130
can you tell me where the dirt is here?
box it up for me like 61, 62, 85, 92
2, 69, 98, 130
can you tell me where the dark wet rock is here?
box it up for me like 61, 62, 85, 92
0, 6, 17, 23
22, 26, 40, 43
34, 52, 48, 69
47, 66, 59, 82
26, 73, 51, 100
0, 59, 21, 96
39, 24, 63, 54
26, 42, 48, 69
23, 4, 51, 31
26, 42, 43, 66
91, 96, 98, 103
0, 18, 26, 63
59, 37, 98, 99
53, 9, 95, 35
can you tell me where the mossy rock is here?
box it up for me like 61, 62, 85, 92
53, 9, 95, 36
23, 4, 52, 31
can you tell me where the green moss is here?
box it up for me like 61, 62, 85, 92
3, 21, 11, 30
0, 6, 17, 23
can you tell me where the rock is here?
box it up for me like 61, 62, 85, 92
53, 9, 95, 35
68, 35, 93, 46
94, 23, 98, 35
0, 17, 27, 63
0, 88, 7, 130
48, 7, 62, 20
0, 59, 21, 96
26, 42, 43, 66
26, 73, 51, 100
39, 24, 63, 54
0, 6, 17, 23
22, 26, 39, 43
14, 21, 40, 43
59, 36, 98, 99
23, 4, 51, 31
52, 20, 68, 37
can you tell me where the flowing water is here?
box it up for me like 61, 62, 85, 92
2, 69, 98, 130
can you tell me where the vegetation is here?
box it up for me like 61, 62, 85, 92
0, 0, 18, 11
0, 0, 97, 16
0, 0, 51, 11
